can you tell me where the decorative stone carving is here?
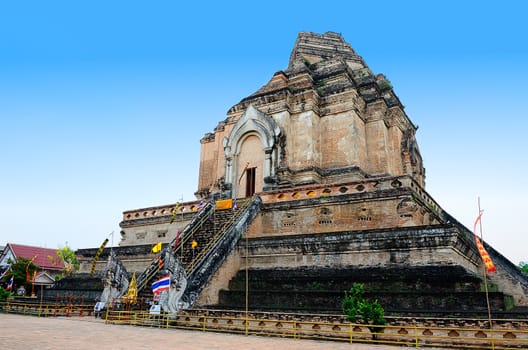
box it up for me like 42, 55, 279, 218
159, 249, 189, 314
98, 251, 129, 307
318, 207, 333, 225
281, 212, 297, 228
397, 198, 419, 218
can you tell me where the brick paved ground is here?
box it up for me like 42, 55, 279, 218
0, 313, 440, 349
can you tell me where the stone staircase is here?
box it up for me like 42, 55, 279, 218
135, 201, 216, 294
137, 196, 262, 305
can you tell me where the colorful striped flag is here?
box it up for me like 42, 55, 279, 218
196, 200, 205, 211
473, 211, 496, 273
6, 276, 13, 291
152, 275, 170, 294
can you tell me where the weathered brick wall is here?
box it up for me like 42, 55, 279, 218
119, 221, 187, 246
320, 111, 366, 170
198, 119, 235, 196
195, 246, 243, 306
119, 202, 201, 246
77, 245, 155, 274
240, 226, 481, 275
253, 198, 416, 238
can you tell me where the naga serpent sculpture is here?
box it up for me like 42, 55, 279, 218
99, 250, 129, 307
158, 249, 189, 314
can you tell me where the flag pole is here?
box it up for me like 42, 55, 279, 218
245, 230, 249, 336
39, 278, 43, 316
180, 195, 184, 261
478, 198, 495, 350
238, 162, 250, 184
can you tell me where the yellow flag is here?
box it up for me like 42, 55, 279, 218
170, 202, 180, 224
215, 199, 233, 210
90, 238, 109, 276
152, 242, 162, 253
191, 240, 198, 249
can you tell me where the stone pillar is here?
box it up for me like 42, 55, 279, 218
263, 147, 275, 191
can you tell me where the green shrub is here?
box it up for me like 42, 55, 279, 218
343, 283, 386, 339
0, 287, 11, 302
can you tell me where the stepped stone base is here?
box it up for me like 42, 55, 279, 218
205, 224, 526, 316
217, 266, 509, 315
42, 273, 104, 303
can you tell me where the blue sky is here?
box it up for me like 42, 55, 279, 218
0, 1, 526, 264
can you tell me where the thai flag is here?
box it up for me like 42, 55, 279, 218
196, 200, 205, 211
232, 198, 237, 210
152, 275, 170, 294
6, 276, 13, 291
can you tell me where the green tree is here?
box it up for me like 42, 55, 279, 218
2, 257, 39, 296
0, 287, 11, 302
343, 283, 386, 339
519, 262, 528, 275
55, 243, 80, 275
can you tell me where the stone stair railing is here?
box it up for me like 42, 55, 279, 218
181, 195, 262, 303
135, 201, 215, 292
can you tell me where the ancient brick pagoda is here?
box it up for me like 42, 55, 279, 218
77, 32, 528, 315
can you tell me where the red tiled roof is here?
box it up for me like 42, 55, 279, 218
8, 243, 64, 271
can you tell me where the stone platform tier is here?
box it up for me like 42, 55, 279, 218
217, 266, 509, 316
211, 226, 524, 317
42, 273, 104, 303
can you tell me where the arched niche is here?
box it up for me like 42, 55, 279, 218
223, 105, 282, 198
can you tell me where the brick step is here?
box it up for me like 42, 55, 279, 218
178, 209, 239, 269
226, 266, 482, 293
216, 266, 510, 314
218, 289, 508, 313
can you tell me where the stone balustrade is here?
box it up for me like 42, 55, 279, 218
122, 175, 441, 223
260, 175, 441, 215
122, 200, 204, 222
